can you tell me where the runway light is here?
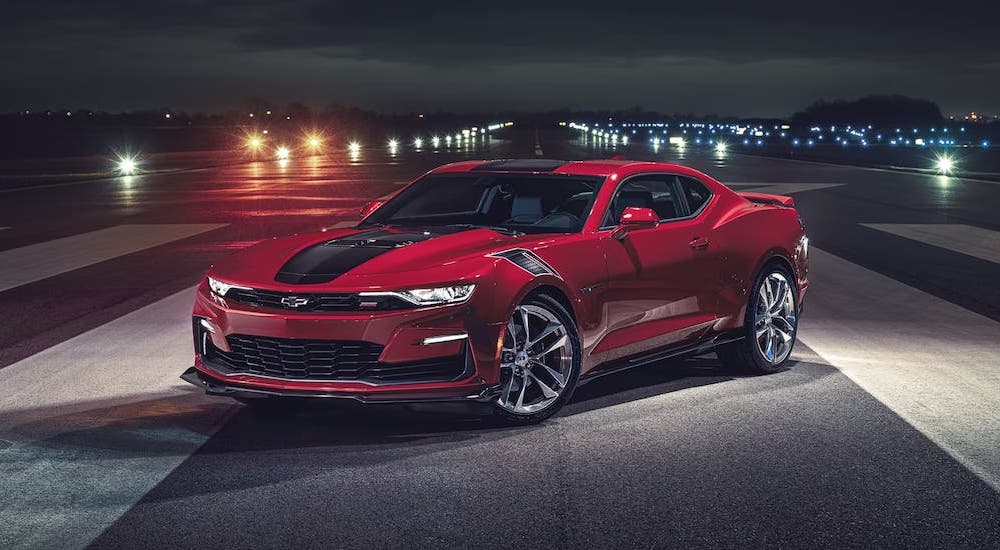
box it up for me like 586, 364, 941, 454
348, 141, 361, 154
245, 133, 264, 152
388, 139, 399, 151
414, 138, 423, 148
934, 154, 955, 175
431, 136, 441, 147
116, 155, 138, 175
275, 146, 290, 160
305, 135, 322, 150
715, 142, 728, 153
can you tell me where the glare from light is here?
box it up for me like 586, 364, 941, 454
305, 135, 322, 149
245, 134, 264, 152
414, 138, 423, 148
622, 136, 629, 145
275, 146, 290, 160
715, 142, 728, 153
935, 155, 955, 175
116, 155, 138, 175
431, 136, 441, 147
388, 139, 399, 151
348, 141, 361, 154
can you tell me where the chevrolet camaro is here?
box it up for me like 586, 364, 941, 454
183, 158, 809, 423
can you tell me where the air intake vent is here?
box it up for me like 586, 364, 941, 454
488, 249, 559, 278
197, 331, 470, 384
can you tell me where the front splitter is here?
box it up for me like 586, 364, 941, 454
181, 367, 502, 404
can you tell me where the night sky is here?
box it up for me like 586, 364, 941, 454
4, 1, 997, 116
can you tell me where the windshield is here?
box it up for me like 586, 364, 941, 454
361, 173, 605, 234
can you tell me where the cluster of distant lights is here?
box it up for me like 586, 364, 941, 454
566, 121, 973, 175
239, 122, 513, 162
112, 122, 514, 174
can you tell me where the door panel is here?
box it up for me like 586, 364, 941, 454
588, 174, 723, 365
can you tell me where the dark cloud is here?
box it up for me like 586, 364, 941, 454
3, 1, 998, 115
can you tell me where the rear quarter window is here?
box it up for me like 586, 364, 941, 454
679, 177, 712, 214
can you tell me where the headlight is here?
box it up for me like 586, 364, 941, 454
362, 284, 475, 306
207, 276, 249, 297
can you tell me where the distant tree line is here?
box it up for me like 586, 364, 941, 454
0, 94, 955, 129
790, 95, 944, 126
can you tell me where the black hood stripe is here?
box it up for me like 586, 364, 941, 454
274, 227, 463, 284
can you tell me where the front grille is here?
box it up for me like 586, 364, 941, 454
201, 332, 468, 384
224, 288, 411, 312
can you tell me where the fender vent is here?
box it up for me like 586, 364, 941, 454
488, 249, 560, 278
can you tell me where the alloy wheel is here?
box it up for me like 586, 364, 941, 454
497, 304, 574, 415
753, 271, 797, 364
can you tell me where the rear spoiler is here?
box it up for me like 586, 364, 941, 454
738, 191, 795, 208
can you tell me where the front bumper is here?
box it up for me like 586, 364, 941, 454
188, 282, 505, 400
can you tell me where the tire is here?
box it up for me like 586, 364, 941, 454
717, 262, 799, 374
492, 293, 582, 425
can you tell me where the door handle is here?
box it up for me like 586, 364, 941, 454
689, 237, 710, 250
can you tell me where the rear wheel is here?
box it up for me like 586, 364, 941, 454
717, 264, 799, 374
493, 293, 581, 425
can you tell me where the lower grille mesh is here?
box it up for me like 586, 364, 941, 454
202, 332, 467, 384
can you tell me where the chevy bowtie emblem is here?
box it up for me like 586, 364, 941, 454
281, 296, 311, 308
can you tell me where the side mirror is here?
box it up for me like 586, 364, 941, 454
611, 207, 659, 240
360, 200, 385, 219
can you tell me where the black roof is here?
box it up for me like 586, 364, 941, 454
471, 159, 568, 172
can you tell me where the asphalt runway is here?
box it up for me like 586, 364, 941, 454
1, 129, 999, 548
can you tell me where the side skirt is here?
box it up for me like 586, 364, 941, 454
579, 331, 745, 386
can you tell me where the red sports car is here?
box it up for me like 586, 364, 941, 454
183, 159, 809, 423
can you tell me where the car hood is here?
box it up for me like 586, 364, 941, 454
210, 225, 544, 289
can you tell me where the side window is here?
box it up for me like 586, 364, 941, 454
679, 176, 712, 215
602, 176, 682, 227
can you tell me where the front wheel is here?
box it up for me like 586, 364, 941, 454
493, 293, 581, 425
717, 264, 799, 374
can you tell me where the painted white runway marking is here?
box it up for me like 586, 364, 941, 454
799, 248, 1000, 490
861, 223, 1000, 265
0, 224, 226, 292
0, 287, 234, 549
729, 182, 845, 195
